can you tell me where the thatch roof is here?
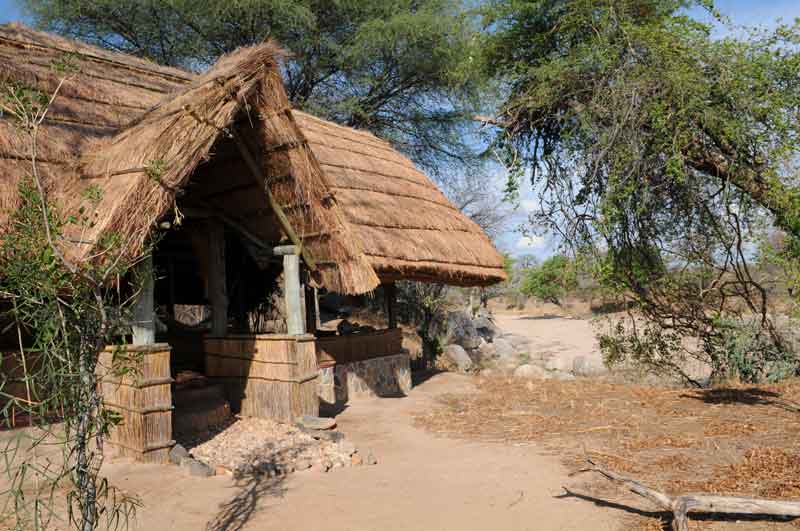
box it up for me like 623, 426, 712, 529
0, 23, 506, 293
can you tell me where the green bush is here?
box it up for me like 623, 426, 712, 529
520, 255, 577, 305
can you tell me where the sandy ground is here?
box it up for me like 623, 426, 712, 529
104, 371, 618, 531
492, 312, 603, 372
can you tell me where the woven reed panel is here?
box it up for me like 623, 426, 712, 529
98, 344, 173, 464
204, 335, 318, 422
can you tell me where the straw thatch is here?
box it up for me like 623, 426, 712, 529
0, 23, 506, 293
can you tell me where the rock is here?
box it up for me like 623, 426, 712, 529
169, 443, 190, 465
181, 457, 214, 477
480, 368, 497, 378
572, 355, 606, 377
351, 453, 363, 466
297, 425, 345, 442
492, 338, 516, 358
503, 333, 532, 350
473, 316, 500, 341
513, 364, 549, 380
544, 356, 570, 372
337, 440, 357, 457
440, 311, 482, 350
550, 370, 576, 381
442, 344, 473, 372
295, 415, 336, 431
476, 341, 496, 364
365, 452, 378, 466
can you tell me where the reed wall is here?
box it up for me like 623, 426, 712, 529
316, 328, 403, 366
98, 344, 173, 464
204, 334, 319, 423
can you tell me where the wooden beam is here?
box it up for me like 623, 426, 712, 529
283, 254, 305, 336
385, 282, 397, 329
132, 255, 156, 345
193, 200, 272, 251
230, 128, 316, 270
208, 220, 228, 336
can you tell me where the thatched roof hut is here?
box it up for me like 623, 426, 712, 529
0, 23, 506, 294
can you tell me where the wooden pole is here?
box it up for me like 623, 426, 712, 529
208, 220, 228, 337
230, 129, 316, 270
385, 282, 397, 329
283, 251, 305, 336
132, 255, 156, 345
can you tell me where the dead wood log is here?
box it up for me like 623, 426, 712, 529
574, 458, 800, 531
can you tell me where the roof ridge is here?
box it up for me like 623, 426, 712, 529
0, 23, 193, 84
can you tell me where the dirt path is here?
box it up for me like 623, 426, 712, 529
105, 372, 617, 531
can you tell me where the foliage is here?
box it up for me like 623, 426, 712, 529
520, 255, 577, 305
396, 281, 448, 366
0, 77, 142, 530
482, 0, 800, 381
21, 0, 491, 176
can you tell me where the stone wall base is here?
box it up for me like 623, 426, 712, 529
318, 353, 411, 404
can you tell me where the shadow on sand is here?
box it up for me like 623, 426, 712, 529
681, 387, 800, 413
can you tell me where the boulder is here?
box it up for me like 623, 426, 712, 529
473, 316, 500, 342
572, 355, 606, 377
442, 344, 473, 372
181, 457, 214, 477
476, 341, 497, 364
169, 443, 189, 465
544, 355, 570, 372
513, 364, 549, 380
550, 370, 576, 381
503, 333, 532, 350
296, 415, 337, 431
492, 337, 516, 358
441, 311, 482, 350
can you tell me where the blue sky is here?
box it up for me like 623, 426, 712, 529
2, 0, 799, 259
0, 0, 24, 24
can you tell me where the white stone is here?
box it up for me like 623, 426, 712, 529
442, 344, 473, 372
572, 355, 606, 377
513, 364, 549, 380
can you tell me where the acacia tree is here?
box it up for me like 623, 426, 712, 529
481, 0, 800, 383
0, 75, 142, 530
20, 0, 490, 176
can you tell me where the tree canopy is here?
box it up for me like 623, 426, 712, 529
482, 0, 800, 381
22, 0, 489, 174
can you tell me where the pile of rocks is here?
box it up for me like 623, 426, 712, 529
437, 310, 605, 381
173, 415, 376, 478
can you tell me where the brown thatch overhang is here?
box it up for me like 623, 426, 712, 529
0, 23, 506, 293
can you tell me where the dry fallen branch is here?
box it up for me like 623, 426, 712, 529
574, 458, 800, 531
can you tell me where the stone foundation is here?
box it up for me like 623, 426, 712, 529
318, 353, 412, 404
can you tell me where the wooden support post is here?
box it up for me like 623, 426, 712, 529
385, 282, 397, 329
208, 220, 228, 336
132, 255, 156, 345
283, 251, 305, 336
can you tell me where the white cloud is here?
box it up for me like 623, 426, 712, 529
515, 234, 546, 250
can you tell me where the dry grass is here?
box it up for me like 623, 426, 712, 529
415, 376, 800, 530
